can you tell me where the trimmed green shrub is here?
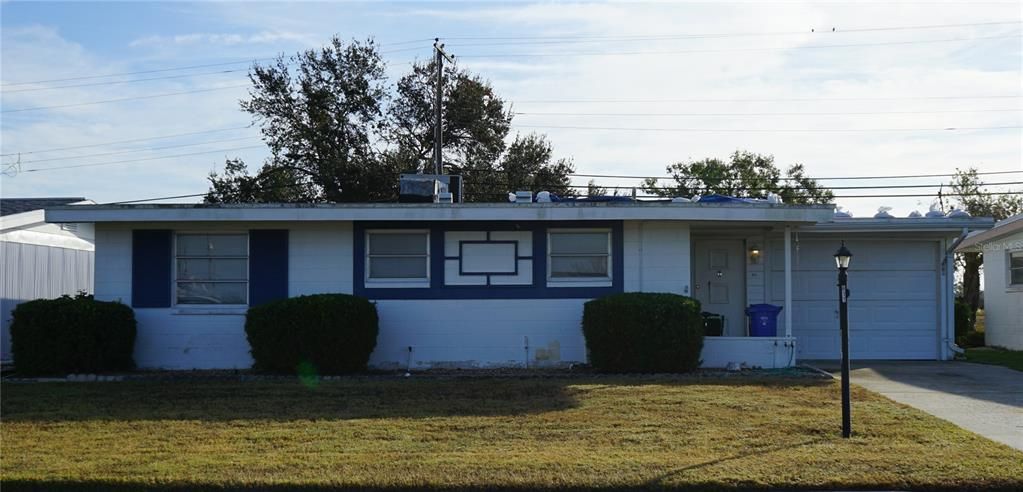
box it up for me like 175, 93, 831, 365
954, 299, 976, 340
958, 330, 986, 349
10, 294, 136, 375
582, 292, 704, 373
245, 294, 379, 374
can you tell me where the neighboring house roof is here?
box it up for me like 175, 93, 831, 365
956, 213, 1023, 252
1, 197, 87, 216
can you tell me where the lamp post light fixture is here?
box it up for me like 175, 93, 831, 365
834, 241, 853, 438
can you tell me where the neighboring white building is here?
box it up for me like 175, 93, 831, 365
46, 200, 993, 370
957, 213, 1023, 350
1, 198, 96, 361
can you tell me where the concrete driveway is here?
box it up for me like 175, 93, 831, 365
811, 361, 1022, 451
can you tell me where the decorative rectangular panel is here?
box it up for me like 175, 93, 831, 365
460, 242, 518, 275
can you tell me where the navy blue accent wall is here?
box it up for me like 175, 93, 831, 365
353, 221, 624, 300
132, 230, 172, 308
249, 229, 289, 306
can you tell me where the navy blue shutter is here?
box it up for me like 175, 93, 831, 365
132, 230, 173, 308
248, 230, 289, 306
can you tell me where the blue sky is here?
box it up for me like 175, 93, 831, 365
1, 1, 1020, 216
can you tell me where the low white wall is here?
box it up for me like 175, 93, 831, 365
700, 337, 797, 369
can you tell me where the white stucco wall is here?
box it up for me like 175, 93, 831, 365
982, 230, 1023, 350
91, 220, 696, 370
623, 221, 691, 295
94, 222, 354, 369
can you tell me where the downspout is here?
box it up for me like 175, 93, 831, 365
943, 228, 971, 356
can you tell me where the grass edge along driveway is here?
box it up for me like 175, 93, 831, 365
964, 347, 1023, 372
2, 376, 1022, 491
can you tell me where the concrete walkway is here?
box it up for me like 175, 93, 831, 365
812, 361, 1023, 451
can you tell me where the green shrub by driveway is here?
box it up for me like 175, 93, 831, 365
244, 293, 378, 374
582, 292, 703, 372
9, 294, 136, 375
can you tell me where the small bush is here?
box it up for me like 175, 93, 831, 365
954, 300, 976, 340
245, 294, 379, 374
958, 330, 986, 349
582, 292, 703, 373
10, 294, 136, 375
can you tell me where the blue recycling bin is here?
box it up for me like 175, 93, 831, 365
746, 304, 783, 337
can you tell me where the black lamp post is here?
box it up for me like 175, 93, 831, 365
834, 241, 853, 438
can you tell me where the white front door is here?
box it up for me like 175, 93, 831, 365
692, 239, 746, 336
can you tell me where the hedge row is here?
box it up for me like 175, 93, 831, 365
10, 294, 137, 375
245, 294, 379, 374
582, 292, 704, 373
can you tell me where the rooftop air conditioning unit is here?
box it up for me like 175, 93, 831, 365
398, 174, 463, 203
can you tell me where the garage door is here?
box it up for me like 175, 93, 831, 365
770, 239, 941, 360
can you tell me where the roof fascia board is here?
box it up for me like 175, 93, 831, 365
46, 204, 835, 224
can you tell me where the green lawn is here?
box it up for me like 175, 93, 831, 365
2, 376, 1021, 491
965, 347, 1023, 372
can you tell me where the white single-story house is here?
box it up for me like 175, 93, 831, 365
956, 213, 1023, 350
1, 197, 95, 362
45, 200, 993, 370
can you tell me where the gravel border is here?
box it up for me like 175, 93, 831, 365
1, 365, 829, 383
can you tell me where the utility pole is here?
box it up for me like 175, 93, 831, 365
433, 38, 454, 175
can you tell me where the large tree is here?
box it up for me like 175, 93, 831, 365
206, 36, 570, 203
944, 167, 1023, 311
640, 151, 834, 205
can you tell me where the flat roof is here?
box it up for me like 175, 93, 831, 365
43, 202, 996, 232
46, 201, 837, 224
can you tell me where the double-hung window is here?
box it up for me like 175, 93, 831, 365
366, 230, 430, 285
175, 233, 248, 305
1010, 251, 1023, 287
548, 229, 612, 284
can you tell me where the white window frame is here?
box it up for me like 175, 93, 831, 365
173, 232, 250, 307
365, 229, 431, 288
547, 228, 612, 287
1008, 249, 1023, 289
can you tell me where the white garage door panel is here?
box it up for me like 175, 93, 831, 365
781, 240, 940, 360
769, 239, 937, 271
770, 270, 937, 301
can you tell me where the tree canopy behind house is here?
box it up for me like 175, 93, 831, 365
204, 36, 574, 203
640, 151, 835, 205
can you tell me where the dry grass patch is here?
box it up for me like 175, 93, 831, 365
2, 376, 1021, 491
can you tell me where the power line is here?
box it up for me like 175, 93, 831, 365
441, 21, 1023, 41
0, 125, 253, 157
1, 84, 252, 114
21, 145, 266, 173
511, 95, 1022, 103
108, 187, 1023, 205
514, 108, 1022, 117
0, 39, 435, 88
16, 136, 263, 164
575, 181, 1023, 191
456, 33, 1022, 58
515, 124, 1022, 133
586, 170, 1023, 181
571, 170, 1023, 181
0, 60, 273, 88
0, 68, 252, 93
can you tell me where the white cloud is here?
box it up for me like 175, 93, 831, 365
129, 31, 316, 48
